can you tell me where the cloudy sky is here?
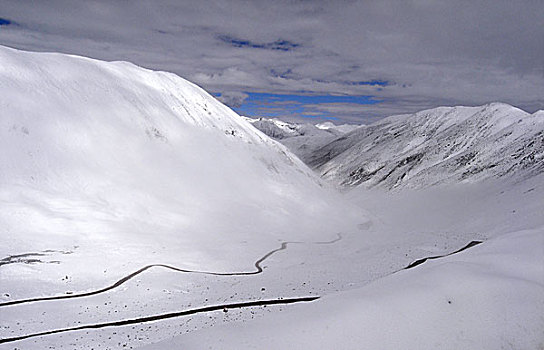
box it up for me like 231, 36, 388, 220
0, 0, 542, 124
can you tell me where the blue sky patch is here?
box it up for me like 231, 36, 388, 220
218, 35, 299, 51
314, 78, 389, 87
230, 92, 380, 120
348, 80, 389, 87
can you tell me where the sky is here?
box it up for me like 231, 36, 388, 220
0, 0, 542, 124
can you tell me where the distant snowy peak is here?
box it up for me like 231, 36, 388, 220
242, 117, 301, 139
310, 103, 544, 189
243, 117, 362, 140
316, 121, 361, 134
243, 117, 362, 163
532, 110, 544, 118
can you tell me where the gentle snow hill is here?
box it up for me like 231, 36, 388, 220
0, 45, 357, 287
138, 170, 544, 350
308, 103, 544, 189
243, 117, 361, 163
149, 227, 544, 350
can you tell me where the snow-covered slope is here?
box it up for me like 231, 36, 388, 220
244, 117, 361, 163
140, 170, 544, 350
309, 103, 544, 189
0, 45, 356, 291
158, 226, 543, 350
140, 171, 544, 350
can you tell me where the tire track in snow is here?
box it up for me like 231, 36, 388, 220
0, 233, 342, 308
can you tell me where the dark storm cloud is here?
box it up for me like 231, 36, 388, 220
0, 0, 542, 122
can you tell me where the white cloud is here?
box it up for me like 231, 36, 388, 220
215, 91, 249, 108
0, 0, 542, 122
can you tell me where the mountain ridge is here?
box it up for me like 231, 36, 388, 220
304, 102, 543, 189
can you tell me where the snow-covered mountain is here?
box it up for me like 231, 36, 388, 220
243, 117, 361, 163
1, 46, 542, 350
0, 45, 356, 278
308, 103, 544, 189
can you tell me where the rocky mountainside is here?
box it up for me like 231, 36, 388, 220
308, 103, 544, 189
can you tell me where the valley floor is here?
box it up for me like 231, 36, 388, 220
1, 176, 543, 349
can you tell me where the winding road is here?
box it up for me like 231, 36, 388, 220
0, 234, 485, 346
0, 296, 319, 344
0, 233, 342, 307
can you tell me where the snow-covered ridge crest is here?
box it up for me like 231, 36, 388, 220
309, 102, 544, 189
0, 45, 268, 145
0, 45, 355, 268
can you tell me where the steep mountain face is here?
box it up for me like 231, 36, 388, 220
0, 46, 354, 267
243, 117, 360, 163
309, 103, 544, 189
